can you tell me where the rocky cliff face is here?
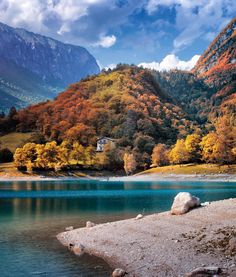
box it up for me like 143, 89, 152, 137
192, 17, 236, 121
193, 17, 236, 79
0, 22, 100, 111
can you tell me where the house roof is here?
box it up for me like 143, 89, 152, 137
97, 137, 115, 142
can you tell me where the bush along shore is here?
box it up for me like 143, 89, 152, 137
57, 194, 236, 277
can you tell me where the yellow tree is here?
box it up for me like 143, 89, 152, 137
70, 142, 86, 166
84, 145, 96, 166
36, 141, 60, 170
123, 153, 137, 175
14, 148, 26, 168
185, 134, 201, 162
169, 139, 190, 165
214, 116, 236, 164
58, 140, 73, 166
14, 143, 38, 172
232, 147, 236, 159
200, 132, 218, 163
151, 144, 169, 167
200, 116, 236, 164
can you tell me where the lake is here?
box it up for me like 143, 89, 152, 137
0, 179, 236, 276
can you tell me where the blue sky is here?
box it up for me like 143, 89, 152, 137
0, 0, 235, 70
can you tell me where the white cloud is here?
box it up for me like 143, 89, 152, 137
139, 54, 200, 71
94, 34, 116, 48
96, 59, 103, 70
0, 0, 117, 47
104, 63, 117, 70
146, 0, 236, 51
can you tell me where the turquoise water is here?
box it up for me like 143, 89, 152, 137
0, 179, 236, 277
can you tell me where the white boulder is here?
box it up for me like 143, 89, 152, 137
171, 192, 200, 215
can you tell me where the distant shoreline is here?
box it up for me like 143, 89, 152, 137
0, 173, 236, 182
0, 162, 236, 182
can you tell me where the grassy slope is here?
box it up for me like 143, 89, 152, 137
137, 164, 236, 175
0, 132, 33, 152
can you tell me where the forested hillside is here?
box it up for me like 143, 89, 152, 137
15, 66, 195, 149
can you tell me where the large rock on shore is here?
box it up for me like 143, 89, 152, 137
171, 192, 200, 215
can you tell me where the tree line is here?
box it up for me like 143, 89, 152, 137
127, 115, 235, 174
13, 115, 235, 175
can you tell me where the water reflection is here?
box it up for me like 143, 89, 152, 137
1, 180, 236, 218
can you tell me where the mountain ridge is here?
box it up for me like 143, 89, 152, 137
0, 21, 100, 112
193, 17, 236, 79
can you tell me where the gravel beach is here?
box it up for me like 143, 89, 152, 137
57, 198, 236, 277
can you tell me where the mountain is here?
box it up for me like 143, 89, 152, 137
2, 17, 235, 161
193, 17, 236, 79
154, 17, 236, 125
0, 22, 100, 112
192, 17, 236, 122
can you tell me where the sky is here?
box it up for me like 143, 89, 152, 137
0, 0, 235, 70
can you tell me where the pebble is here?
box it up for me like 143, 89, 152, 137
135, 214, 143, 220
73, 244, 85, 256
112, 268, 127, 277
65, 226, 73, 231
185, 266, 221, 277
86, 221, 96, 228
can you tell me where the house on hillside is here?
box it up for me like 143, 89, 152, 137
96, 137, 115, 152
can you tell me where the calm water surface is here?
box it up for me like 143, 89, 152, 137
0, 179, 236, 277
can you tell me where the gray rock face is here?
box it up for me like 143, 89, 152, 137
0, 21, 100, 111
193, 17, 236, 76
171, 192, 200, 215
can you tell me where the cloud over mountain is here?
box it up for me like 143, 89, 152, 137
0, 0, 234, 66
139, 54, 200, 71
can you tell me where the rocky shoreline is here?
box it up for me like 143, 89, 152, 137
57, 198, 236, 277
